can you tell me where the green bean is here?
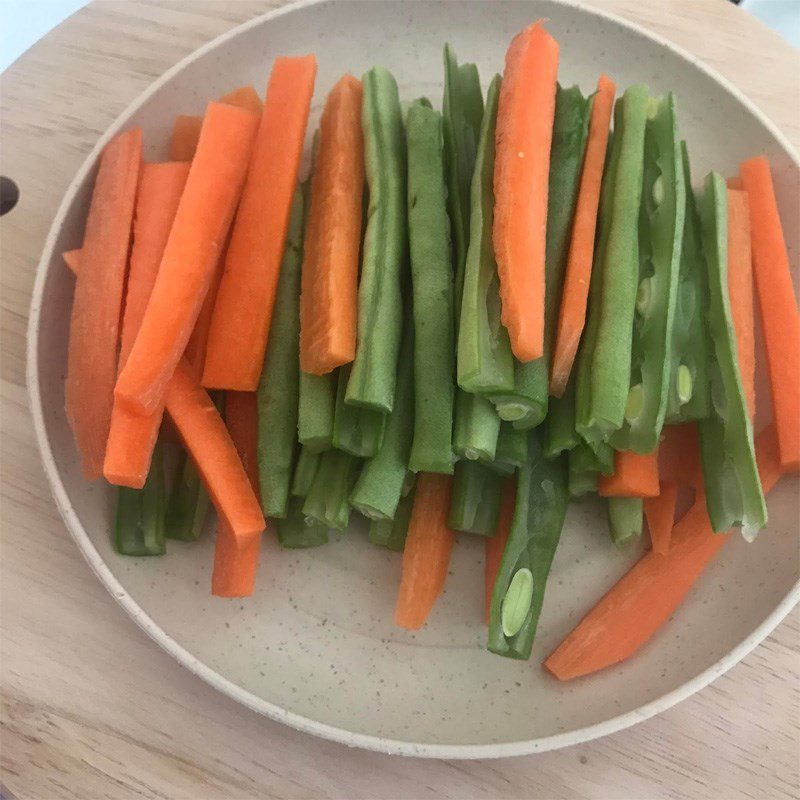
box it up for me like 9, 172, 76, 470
568, 442, 600, 497
297, 371, 336, 453
406, 100, 455, 474
369, 483, 415, 551
350, 308, 414, 520
114, 444, 166, 556
257, 187, 304, 518
666, 142, 712, 422
333, 364, 386, 457
544, 377, 580, 458
302, 449, 361, 531
290, 446, 321, 499
613, 93, 685, 454
277, 497, 328, 549
697, 172, 767, 534
448, 460, 504, 536
482, 422, 528, 476
346, 66, 407, 413
165, 449, 210, 541
576, 85, 649, 447
487, 432, 569, 660
452, 391, 501, 462
607, 497, 643, 545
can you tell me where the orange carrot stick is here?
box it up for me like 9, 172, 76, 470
545, 425, 784, 681
300, 73, 364, 375
65, 127, 142, 480
395, 474, 455, 630
203, 55, 317, 391
658, 423, 701, 487
727, 187, 755, 419
484, 479, 516, 624
644, 482, 678, 555
493, 21, 559, 363
103, 162, 190, 487
740, 156, 800, 470
550, 74, 616, 396
211, 390, 261, 597
62, 248, 81, 276
114, 102, 259, 416
169, 115, 203, 161
219, 85, 263, 115
165, 361, 265, 542
598, 449, 659, 498
726, 176, 743, 190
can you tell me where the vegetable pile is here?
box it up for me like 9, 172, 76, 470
63, 21, 799, 680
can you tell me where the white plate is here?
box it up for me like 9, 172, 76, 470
27, 0, 800, 758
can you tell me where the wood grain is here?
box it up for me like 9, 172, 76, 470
1, 1, 798, 797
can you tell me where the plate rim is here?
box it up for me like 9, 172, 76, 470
26, 0, 800, 758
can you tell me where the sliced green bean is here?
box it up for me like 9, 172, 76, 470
277, 497, 328, 549
346, 66, 406, 413
257, 187, 304, 518
333, 364, 386, 457
483, 422, 528, 476
544, 377, 580, 458
290, 446, 321, 499
369, 483, 415, 551
448, 460, 504, 536
302, 449, 360, 531
165, 449, 210, 542
452, 391, 501, 462
568, 442, 600, 497
115, 444, 166, 556
298, 371, 336, 453
607, 496, 643, 545
697, 172, 766, 534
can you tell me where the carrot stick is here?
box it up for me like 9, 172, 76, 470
727, 188, 755, 419
65, 127, 142, 480
740, 156, 800, 470
493, 21, 559, 363
169, 115, 203, 161
484, 479, 516, 624
550, 74, 616, 396
727, 176, 743, 190
300, 74, 364, 375
644, 482, 678, 555
165, 361, 265, 542
114, 102, 259, 415
62, 248, 81, 276
545, 425, 783, 680
598, 449, 659, 498
212, 390, 261, 597
219, 85, 263, 115
658, 423, 701, 487
395, 473, 455, 630
203, 55, 317, 391
103, 162, 191, 487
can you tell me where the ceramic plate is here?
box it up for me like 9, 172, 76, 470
27, 0, 800, 757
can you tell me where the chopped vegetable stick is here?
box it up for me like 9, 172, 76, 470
219, 85, 263, 114
727, 188, 755, 419
544, 425, 784, 681
607, 496, 643, 545
493, 21, 559, 362
726, 176, 743, 190
212, 390, 261, 598
65, 127, 142, 480
183, 249, 225, 379
300, 74, 364, 375
598, 449, 659, 498
164, 361, 265, 542
169, 115, 203, 161
550, 74, 616, 396
644, 482, 678, 555
658, 423, 700, 487
740, 156, 800, 470
115, 102, 259, 415
104, 162, 191, 487
395, 473, 455, 630
484, 479, 516, 624
203, 55, 317, 391
62, 248, 80, 276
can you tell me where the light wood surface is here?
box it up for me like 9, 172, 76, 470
1, 1, 798, 797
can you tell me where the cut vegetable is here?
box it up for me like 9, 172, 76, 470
333, 364, 387, 458
298, 371, 337, 453
493, 21, 559, 362
484, 479, 516, 623
277, 498, 329, 548
114, 444, 166, 556
658, 423, 701, 487
300, 74, 364, 375
203, 55, 317, 391
169, 115, 203, 161
395, 473, 455, 630
291, 446, 321, 499
219, 85, 263, 114
644, 482, 678, 555
62, 248, 80, 276
302, 449, 360, 531
66, 127, 142, 480
165, 449, 210, 542
453, 391, 501, 462
115, 103, 259, 414
544, 425, 783, 680
544, 377, 580, 457
598, 449, 659, 498
448, 460, 504, 536
550, 74, 616, 396
369, 483, 415, 552
740, 156, 800, 469
607, 496, 643, 545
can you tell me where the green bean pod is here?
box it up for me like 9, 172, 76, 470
697, 172, 767, 534
544, 377, 580, 458
406, 101, 455, 474
302, 449, 361, 531
452, 391, 501, 462
277, 497, 328, 549
346, 66, 407, 413
165, 449, 210, 541
115, 444, 166, 556
448, 460, 504, 536
369, 482, 416, 551
333, 364, 387, 457
607, 496, 643, 545
482, 422, 528, 476
257, 188, 304, 518
290, 446, 321, 499
487, 433, 569, 660
298, 371, 336, 453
